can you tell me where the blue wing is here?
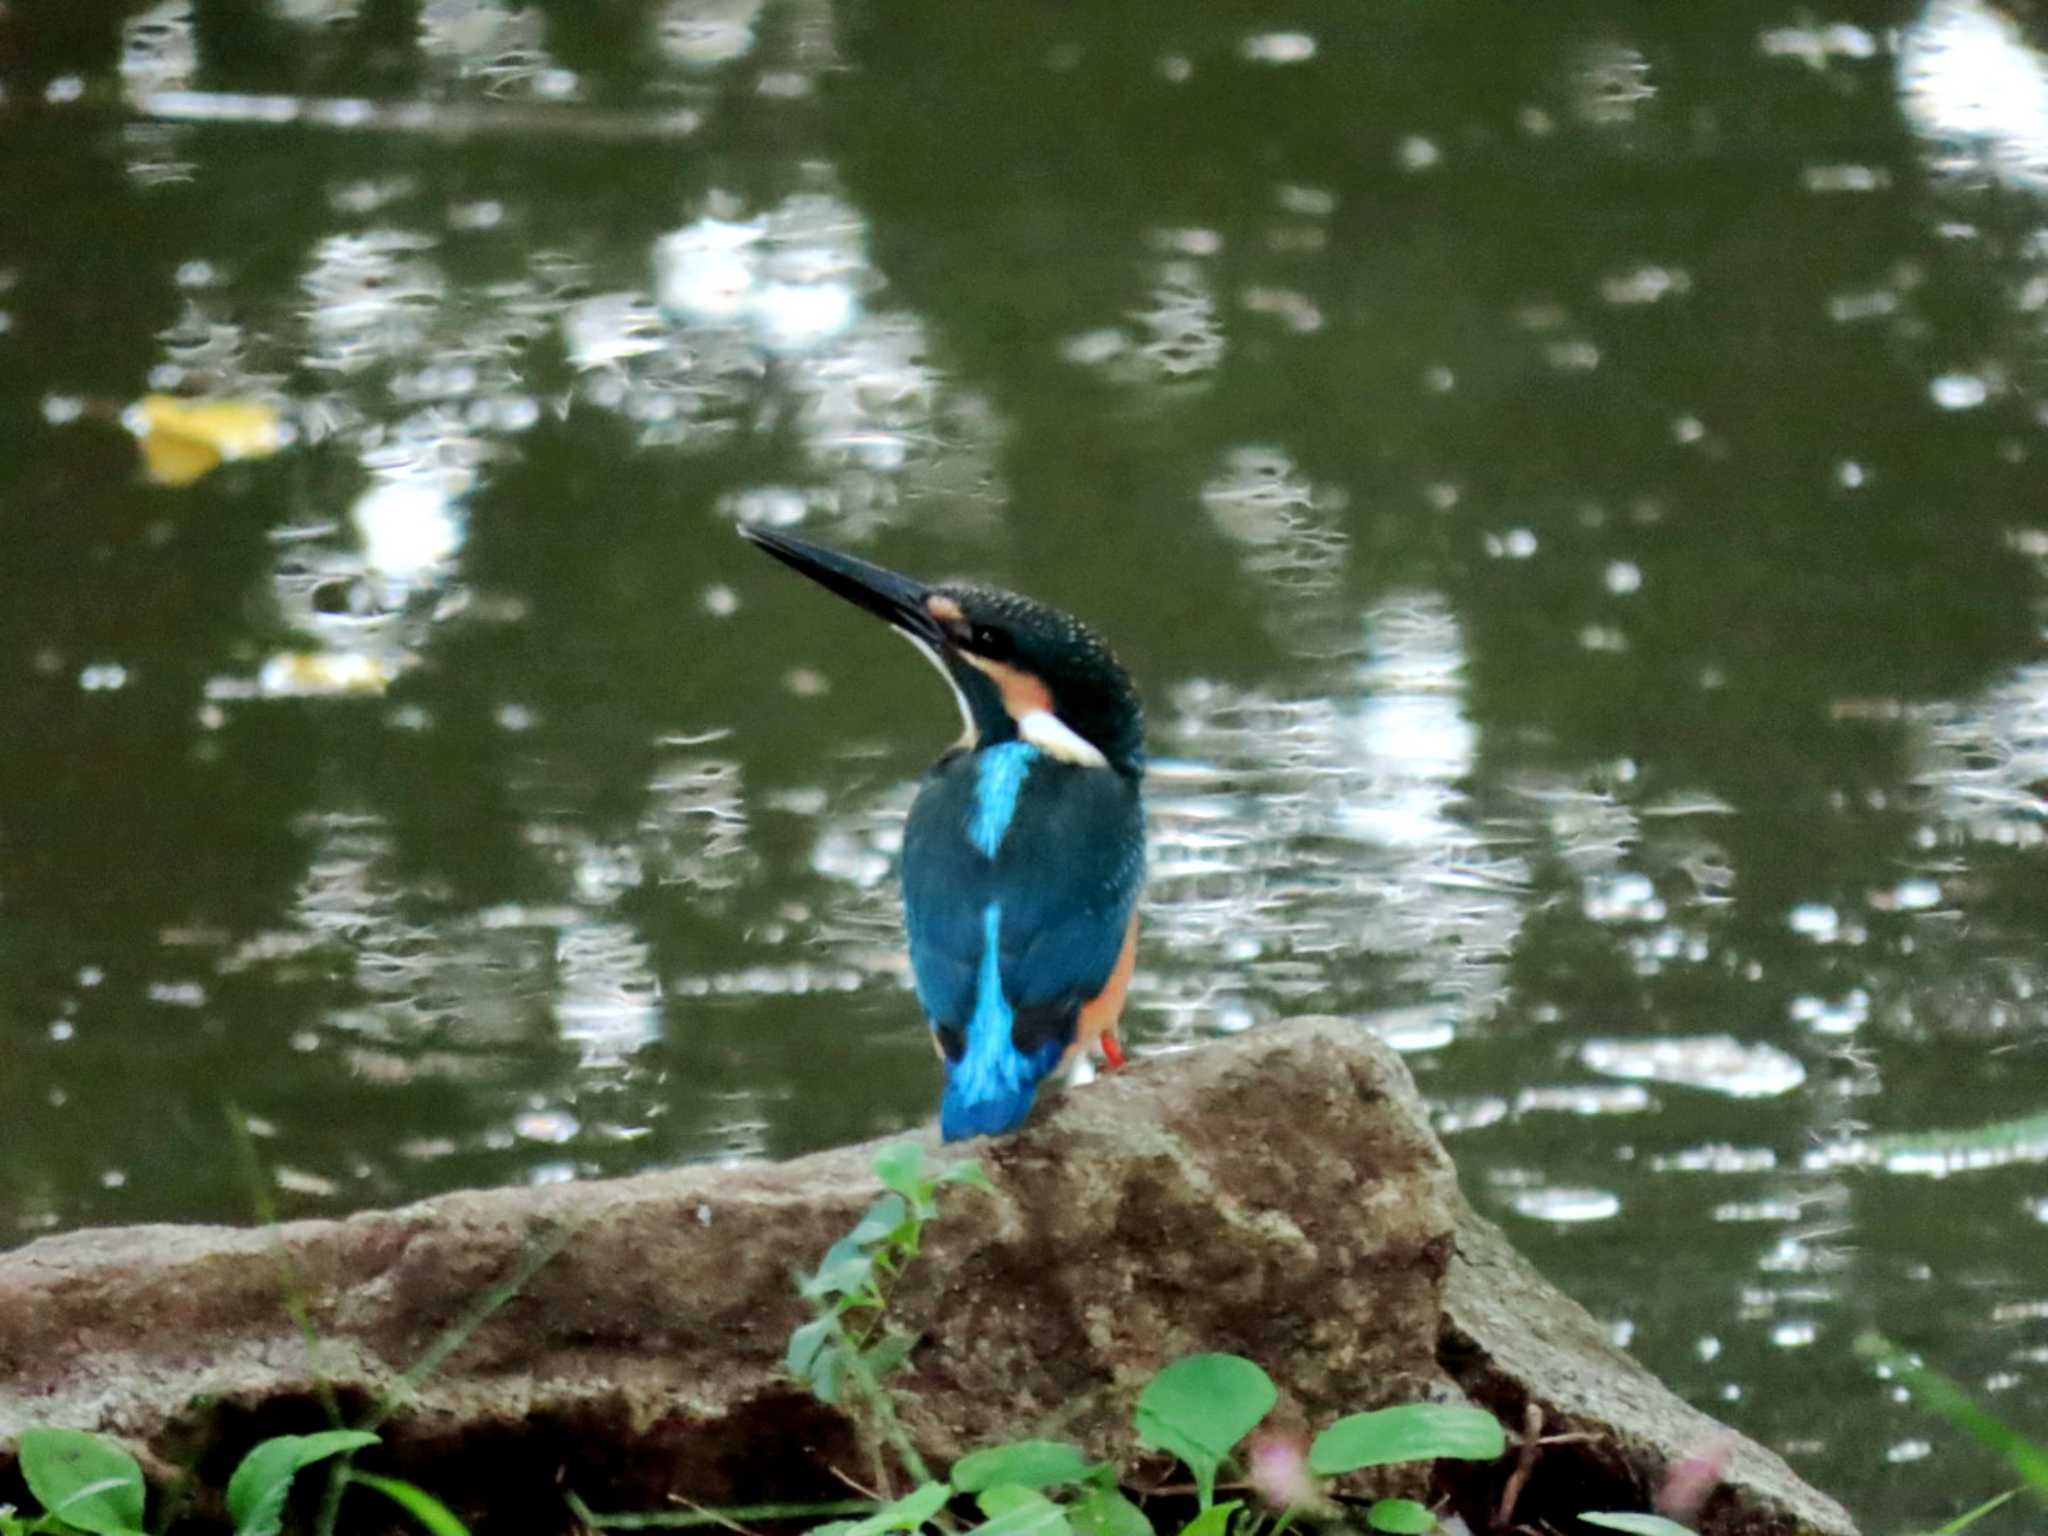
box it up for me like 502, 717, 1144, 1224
900, 746, 1144, 1137
986, 761, 1145, 1056
900, 751, 992, 1042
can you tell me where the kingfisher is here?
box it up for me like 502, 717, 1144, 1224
740, 525, 1146, 1140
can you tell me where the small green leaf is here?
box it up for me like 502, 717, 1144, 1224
1069, 1488, 1152, 1536
954, 1441, 1096, 1493
973, 1486, 1070, 1536
1580, 1516, 1697, 1536
350, 1472, 469, 1536
1136, 1355, 1276, 1506
227, 1431, 381, 1536
862, 1329, 918, 1381
1174, 1499, 1241, 1536
802, 1237, 876, 1300
851, 1193, 912, 1246
977, 1486, 1044, 1516
1367, 1498, 1438, 1534
788, 1317, 833, 1376
874, 1142, 927, 1198
937, 1160, 995, 1195
809, 1524, 863, 1536
809, 1342, 849, 1404
844, 1481, 951, 1536
19, 1428, 147, 1536
1309, 1404, 1505, 1474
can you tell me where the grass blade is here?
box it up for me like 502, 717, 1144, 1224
351, 1472, 469, 1536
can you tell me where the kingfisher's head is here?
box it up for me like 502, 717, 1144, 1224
741, 525, 1145, 777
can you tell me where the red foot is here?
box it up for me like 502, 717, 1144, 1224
1100, 1032, 1127, 1071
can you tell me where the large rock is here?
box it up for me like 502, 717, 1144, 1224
0, 1019, 1856, 1536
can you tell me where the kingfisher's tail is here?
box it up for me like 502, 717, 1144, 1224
939, 1077, 1042, 1141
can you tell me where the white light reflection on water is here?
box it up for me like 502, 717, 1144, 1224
1916, 661, 2048, 847
1759, 24, 1880, 69
656, 0, 766, 68
1514, 1083, 1654, 1117
1871, 661, 2048, 1043
1581, 1035, 1807, 1097
1900, 0, 2048, 190
776, 781, 918, 994
304, 230, 447, 372
511, 740, 759, 1063
1200, 447, 1348, 600
552, 183, 996, 527
1143, 592, 1523, 1045
1574, 39, 1655, 126
166, 209, 549, 700
653, 193, 860, 348
1791, 989, 1872, 1035
1807, 1112, 2048, 1175
120, 0, 197, 100
552, 921, 662, 1070
1062, 240, 1228, 385
273, 0, 359, 22
1650, 1145, 1779, 1173
351, 464, 467, 583
419, 0, 577, 100
269, 811, 554, 1069
1345, 595, 1478, 847
641, 749, 757, 893
226, 793, 719, 1175
1511, 1186, 1622, 1223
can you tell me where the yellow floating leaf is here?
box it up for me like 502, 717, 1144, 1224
139, 428, 222, 488
258, 651, 405, 698
135, 395, 284, 486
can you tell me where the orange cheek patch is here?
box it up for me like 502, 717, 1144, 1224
927, 595, 965, 624
996, 664, 1053, 721
962, 654, 1053, 723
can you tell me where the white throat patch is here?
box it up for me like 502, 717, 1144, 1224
1019, 709, 1109, 768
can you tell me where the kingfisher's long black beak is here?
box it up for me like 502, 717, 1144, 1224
738, 525, 947, 647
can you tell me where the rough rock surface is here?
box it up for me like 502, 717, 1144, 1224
0, 1018, 1856, 1536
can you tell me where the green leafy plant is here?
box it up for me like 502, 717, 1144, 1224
0, 1424, 464, 1536
740, 1142, 1507, 1536
1359, 1501, 1436, 1536
786, 1141, 992, 1411
14, 1427, 148, 1536
226, 1431, 381, 1536
1135, 1355, 1275, 1510
558, 1144, 1514, 1535
1309, 1405, 1503, 1477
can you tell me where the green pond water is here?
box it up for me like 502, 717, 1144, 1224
6, 0, 2048, 1524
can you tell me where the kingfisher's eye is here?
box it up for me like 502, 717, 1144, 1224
973, 626, 1012, 659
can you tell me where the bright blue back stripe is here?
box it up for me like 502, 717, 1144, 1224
969, 741, 1038, 857
953, 902, 1023, 1102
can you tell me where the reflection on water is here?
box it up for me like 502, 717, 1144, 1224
1149, 590, 1523, 1047
5, 0, 2048, 1523
1901, 0, 2048, 190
